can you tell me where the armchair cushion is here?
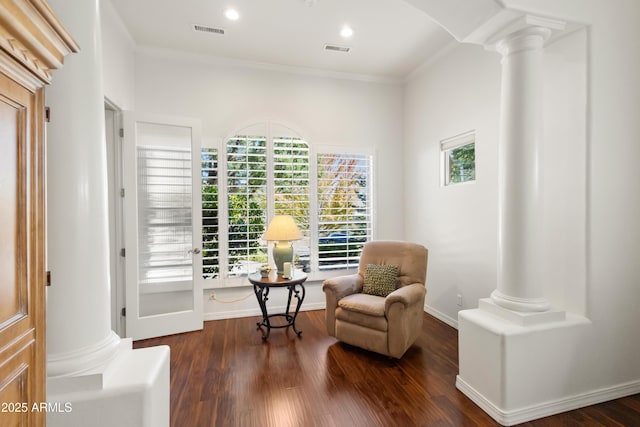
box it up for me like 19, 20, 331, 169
337, 293, 387, 332
362, 264, 399, 297
338, 293, 386, 317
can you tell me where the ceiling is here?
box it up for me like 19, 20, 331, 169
108, 0, 454, 80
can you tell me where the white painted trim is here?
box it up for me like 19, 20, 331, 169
456, 376, 640, 426
136, 46, 403, 85
47, 331, 122, 378
424, 303, 459, 329
202, 299, 451, 328
203, 302, 325, 321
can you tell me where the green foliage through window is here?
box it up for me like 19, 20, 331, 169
446, 142, 475, 185
202, 148, 219, 279
226, 136, 268, 276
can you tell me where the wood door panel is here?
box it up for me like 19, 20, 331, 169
0, 71, 42, 427
0, 342, 34, 427
0, 95, 28, 328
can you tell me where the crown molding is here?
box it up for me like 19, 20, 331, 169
0, 0, 78, 84
136, 45, 404, 86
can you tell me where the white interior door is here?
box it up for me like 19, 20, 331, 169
123, 113, 203, 340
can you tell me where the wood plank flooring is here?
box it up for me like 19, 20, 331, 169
133, 310, 640, 427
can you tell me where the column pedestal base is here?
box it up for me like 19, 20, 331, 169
457, 306, 590, 425
47, 341, 170, 427
490, 290, 551, 313
479, 298, 565, 326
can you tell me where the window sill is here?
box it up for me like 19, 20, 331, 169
202, 268, 359, 290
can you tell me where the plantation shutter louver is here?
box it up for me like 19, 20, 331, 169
137, 145, 193, 284
226, 135, 268, 276
317, 153, 372, 270
201, 148, 219, 278
273, 137, 310, 262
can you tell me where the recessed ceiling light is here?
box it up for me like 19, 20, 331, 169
340, 26, 353, 38
225, 8, 239, 21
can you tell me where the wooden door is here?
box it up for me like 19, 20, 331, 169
0, 72, 45, 426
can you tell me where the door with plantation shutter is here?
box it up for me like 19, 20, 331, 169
122, 114, 203, 340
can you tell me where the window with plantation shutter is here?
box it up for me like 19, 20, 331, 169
222, 122, 373, 280
317, 153, 372, 270
136, 145, 193, 284
201, 148, 219, 278
226, 135, 268, 276
273, 137, 310, 263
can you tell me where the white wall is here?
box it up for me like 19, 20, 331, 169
405, 0, 640, 409
101, 0, 135, 110
133, 49, 405, 318
404, 43, 501, 325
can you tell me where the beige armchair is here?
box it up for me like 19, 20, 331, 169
322, 241, 428, 358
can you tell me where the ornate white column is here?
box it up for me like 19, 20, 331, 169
46, 0, 121, 376
456, 13, 593, 426
490, 25, 553, 312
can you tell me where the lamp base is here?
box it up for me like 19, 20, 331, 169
272, 241, 294, 275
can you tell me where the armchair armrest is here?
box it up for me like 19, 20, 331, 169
322, 273, 363, 337
385, 283, 426, 312
322, 273, 363, 300
385, 283, 427, 358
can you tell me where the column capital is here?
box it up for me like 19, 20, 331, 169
484, 14, 566, 51
495, 26, 551, 57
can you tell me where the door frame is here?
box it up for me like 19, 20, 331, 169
105, 99, 126, 336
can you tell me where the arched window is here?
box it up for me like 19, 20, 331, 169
201, 121, 373, 284
225, 123, 311, 277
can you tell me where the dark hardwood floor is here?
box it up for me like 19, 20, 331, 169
133, 310, 640, 427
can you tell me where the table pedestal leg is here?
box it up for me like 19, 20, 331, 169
288, 283, 306, 336
253, 283, 271, 340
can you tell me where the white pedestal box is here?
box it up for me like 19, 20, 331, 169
456, 301, 591, 425
47, 340, 170, 427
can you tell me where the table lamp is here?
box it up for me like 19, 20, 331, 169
263, 215, 302, 275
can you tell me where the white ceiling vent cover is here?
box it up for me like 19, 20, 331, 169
324, 44, 350, 53
193, 24, 225, 35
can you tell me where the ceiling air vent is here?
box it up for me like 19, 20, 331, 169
324, 44, 350, 53
193, 24, 225, 35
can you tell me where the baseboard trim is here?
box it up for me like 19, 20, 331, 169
456, 375, 640, 426
203, 302, 325, 321
424, 304, 458, 329
203, 299, 457, 328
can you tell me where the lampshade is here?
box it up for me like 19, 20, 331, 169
263, 215, 302, 241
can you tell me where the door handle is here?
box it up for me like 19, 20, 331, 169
189, 248, 201, 255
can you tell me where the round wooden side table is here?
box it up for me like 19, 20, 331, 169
248, 270, 308, 340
